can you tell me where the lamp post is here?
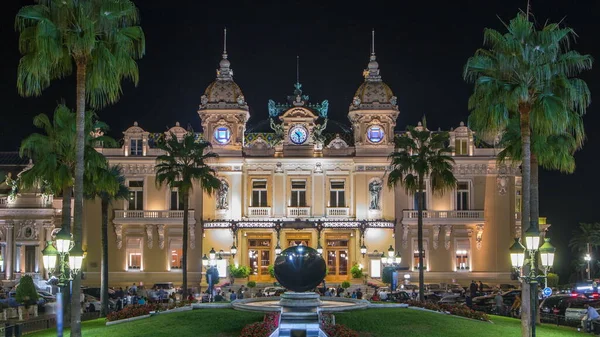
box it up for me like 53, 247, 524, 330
539, 238, 556, 289
584, 242, 592, 280
204, 248, 220, 302
42, 228, 84, 337
381, 246, 402, 291
509, 226, 555, 337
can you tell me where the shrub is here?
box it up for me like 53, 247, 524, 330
406, 300, 489, 321
322, 324, 359, 337
106, 304, 160, 322
350, 264, 363, 279
341, 281, 351, 289
15, 275, 38, 307
547, 273, 559, 288
247, 281, 257, 288
229, 265, 252, 279
267, 265, 275, 278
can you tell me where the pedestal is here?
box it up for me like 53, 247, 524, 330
278, 292, 322, 337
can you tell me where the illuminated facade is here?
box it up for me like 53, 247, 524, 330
0, 39, 529, 288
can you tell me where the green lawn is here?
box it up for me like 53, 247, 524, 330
27, 308, 579, 337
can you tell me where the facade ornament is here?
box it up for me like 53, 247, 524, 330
326, 134, 349, 149
201, 95, 208, 106
402, 224, 410, 248
432, 225, 440, 250
275, 162, 284, 173
314, 162, 323, 174
216, 179, 229, 210
145, 225, 154, 249
189, 224, 196, 249
368, 179, 383, 210
352, 96, 361, 107
236, 95, 245, 105
114, 224, 123, 249
157, 224, 165, 250
444, 225, 452, 250
390, 96, 397, 106
496, 165, 508, 195
311, 118, 328, 144
476, 224, 484, 250
17, 220, 38, 240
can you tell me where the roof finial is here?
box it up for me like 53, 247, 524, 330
296, 55, 300, 85
223, 27, 227, 59
371, 28, 375, 56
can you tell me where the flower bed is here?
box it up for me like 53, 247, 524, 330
320, 313, 359, 337
106, 301, 193, 322
239, 312, 279, 337
406, 300, 489, 321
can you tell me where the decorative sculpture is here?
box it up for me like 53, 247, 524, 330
352, 96, 361, 106
476, 224, 484, 250
269, 118, 285, 143
114, 224, 123, 249
369, 179, 383, 210
146, 225, 154, 249
157, 224, 165, 250
216, 179, 229, 210
274, 245, 327, 292
311, 118, 328, 144
316, 100, 329, 118
189, 224, 196, 249
402, 224, 410, 248
432, 225, 440, 250
444, 225, 452, 250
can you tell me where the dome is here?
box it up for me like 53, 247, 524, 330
199, 51, 248, 111
353, 81, 394, 105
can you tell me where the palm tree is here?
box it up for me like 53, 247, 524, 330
569, 223, 600, 281
15, 3, 145, 333
463, 12, 592, 335
155, 132, 221, 297
387, 122, 456, 302
85, 165, 128, 317
19, 104, 109, 324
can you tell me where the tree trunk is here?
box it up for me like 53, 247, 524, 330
531, 156, 541, 325
519, 106, 532, 337
182, 190, 189, 299
70, 59, 87, 337
417, 176, 425, 302
100, 198, 109, 317
60, 184, 72, 327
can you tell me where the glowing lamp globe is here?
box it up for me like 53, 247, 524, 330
55, 228, 72, 254
524, 226, 541, 251
42, 241, 58, 271
509, 238, 526, 269
68, 246, 85, 273
539, 238, 556, 269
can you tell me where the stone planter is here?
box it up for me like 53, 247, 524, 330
0, 309, 6, 321
5, 308, 18, 319
29, 305, 38, 317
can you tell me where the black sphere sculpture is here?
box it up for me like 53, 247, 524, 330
274, 245, 327, 292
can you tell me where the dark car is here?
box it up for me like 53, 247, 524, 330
389, 291, 411, 303
539, 294, 573, 320
82, 287, 117, 300
472, 295, 496, 313
501, 290, 522, 307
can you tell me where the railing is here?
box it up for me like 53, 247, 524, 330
326, 207, 350, 217
248, 207, 271, 218
403, 210, 484, 219
287, 207, 311, 218
114, 210, 195, 219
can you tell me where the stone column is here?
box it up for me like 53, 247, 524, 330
5, 224, 14, 280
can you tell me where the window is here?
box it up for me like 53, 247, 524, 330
248, 238, 271, 276
367, 125, 385, 143
413, 240, 428, 271
251, 180, 268, 207
25, 246, 36, 273
290, 180, 306, 207
127, 238, 142, 270
455, 240, 470, 271
455, 139, 468, 155
413, 191, 427, 210
170, 189, 184, 210
130, 139, 143, 156
456, 182, 470, 210
128, 180, 143, 210
213, 126, 231, 144
329, 181, 346, 207
170, 239, 183, 270
370, 259, 381, 278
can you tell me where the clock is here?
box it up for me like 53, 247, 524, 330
213, 126, 231, 144
367, 125, 385, 144
289, 125, 308, 145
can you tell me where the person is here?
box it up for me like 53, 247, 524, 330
230, 290, 237, 301
494, 292, 504, 316
256, 289, 264, 298
584, 304, 600, 332
337, 286, 343, 297
116, 297, 123, 311
131, 283, 138, 295
411, 288, 417, 300
351, 291, 357, 299
371, 292, 380, 301
478, 281, 484, 294
379, 290, 388, 301
465, 295, 473, 308
188, 293, 196, 301
138, 297, 146, 305
213, 292, 223, 302
469, 280, 478, 298
237, 288, 244, 300
324, 288, 332, 297
510, 294, 521, 318
356, 289, 363, 300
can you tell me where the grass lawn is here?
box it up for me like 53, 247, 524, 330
27, 308, 579, 337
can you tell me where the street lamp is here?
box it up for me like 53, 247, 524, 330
209, 247, 216, 260
275, 244, 282, 256
202, 254, 209, 268
360, 244, 367, 257
316, 242, 323, 255
231, 244, 237, 258
42, 228, 84, 337
509, 225, 554, 337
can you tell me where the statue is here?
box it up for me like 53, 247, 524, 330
269, 118, 285, 143
352, 96, 361, 106
390, 96, 398, 106
268, 99, 280, 117
317, 100, 329, 118
216, 180, 229, 210
311, 118, 328, 144
236, 95, 245, 105
369, 179, 383, 210
5, 173, 19, 201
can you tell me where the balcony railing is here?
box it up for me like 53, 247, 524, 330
287, 207, 311, 218
113, 210, 195, 224
326, 207, 350, 217
248, 207, 271, 218
402, 210, 484, 225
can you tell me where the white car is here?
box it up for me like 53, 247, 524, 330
153, 282, 177, 296
263, 287, 285, 296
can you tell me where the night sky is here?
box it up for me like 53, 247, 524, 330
1, 0, 599, 281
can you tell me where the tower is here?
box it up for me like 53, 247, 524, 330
198, 28, 249, 156
348, 30, 399, 156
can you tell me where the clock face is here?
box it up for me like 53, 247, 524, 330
289, 125, 308, 145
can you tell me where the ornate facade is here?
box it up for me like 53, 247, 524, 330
0, 36, 529, 288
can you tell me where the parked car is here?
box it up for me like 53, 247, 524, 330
499, 284, 517, 292
389, 291, 411, 303
447, 284, 466, 294
471, 295, 496, 313
501, 290, 522, 307
153, 282, 176, 296
264, 287, 286, 297
82, 287, 116, 300
439, 294, 466, 305
539, 294, 573, 318
565, 300, 600, 322
83, 294, 116, 312
37, 291, 56, 302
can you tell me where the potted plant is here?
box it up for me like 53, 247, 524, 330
341, 281, 351, 295
267, 265, 275, 279
350, 264, 363, 279
15, 275, 38, 320
228, 265, 251, 286
247, 281, 256, 298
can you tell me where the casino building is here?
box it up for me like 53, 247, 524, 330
0, 35, 531, 288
